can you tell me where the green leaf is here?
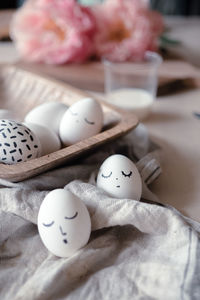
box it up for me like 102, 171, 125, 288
159, 35, 181, 47
78, 0, 103, 5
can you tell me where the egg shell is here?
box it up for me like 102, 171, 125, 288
0, 119, 41, 164
24, 122, 61, 156
59, 98, 103, 146
96, 154, 142, 201
38, 189, 91, 258
25, 102, 68, 135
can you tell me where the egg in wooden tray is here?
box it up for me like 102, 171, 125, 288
0, 65, 138, 182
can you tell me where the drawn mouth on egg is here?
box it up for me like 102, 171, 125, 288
116, 185, 120, 188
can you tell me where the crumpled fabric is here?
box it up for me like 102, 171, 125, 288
0, 124, 199, 300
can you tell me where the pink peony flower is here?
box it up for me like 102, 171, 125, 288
91, 0, 164, 62
11, 0, 96, 64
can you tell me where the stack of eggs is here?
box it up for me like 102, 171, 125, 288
0, 98, 103, 258
0, 98, 104, 164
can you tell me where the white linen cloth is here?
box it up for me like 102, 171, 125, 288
0, 124, 199, 300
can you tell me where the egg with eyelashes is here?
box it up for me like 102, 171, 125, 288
59, 98, 104, 146
37, 189, 91, 258
96, 154, 142, 201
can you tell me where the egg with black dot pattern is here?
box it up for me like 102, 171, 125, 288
0, 119, 41, 164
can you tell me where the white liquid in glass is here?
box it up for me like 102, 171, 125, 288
106, 88, 154, 119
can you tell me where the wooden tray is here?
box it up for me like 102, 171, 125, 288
0, 65, 138, 182
16, 59, 200, 94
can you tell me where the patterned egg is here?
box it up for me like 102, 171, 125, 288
0, 119, 41, 164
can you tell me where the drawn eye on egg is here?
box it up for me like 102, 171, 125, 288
84, 118, 95, 125
65, 211, 78, 220
101, 170, 132, 179
101, 171, 112, 178
69, 109, 95, 125
121, 171, 132, 178
69, 109, 78, 116
43, 221, 54, 227
42, 212, 78, 228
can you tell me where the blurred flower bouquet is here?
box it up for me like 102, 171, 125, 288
11, 0, 164, 64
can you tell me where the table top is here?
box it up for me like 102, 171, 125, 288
1, 11, 200, 222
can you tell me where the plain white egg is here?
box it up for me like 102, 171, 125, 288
24, 122, 61, 156
59, 98, 103, 146
96, 154, 142, 201
38, 189, 91, 258
0, 119, 41, 164
24, 102, 68, 135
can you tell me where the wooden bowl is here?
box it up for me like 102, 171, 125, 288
0, 65, 138, 182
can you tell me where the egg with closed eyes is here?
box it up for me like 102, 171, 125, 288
96, 154, 142, 200
59, 98, 103, 146
38, 189, 91, 258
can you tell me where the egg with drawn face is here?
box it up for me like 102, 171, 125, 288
96, 154, 142, 201
38, 189, 91, 258
59, 98, 103, 146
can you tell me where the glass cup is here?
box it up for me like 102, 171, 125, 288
103, 51, 162, 120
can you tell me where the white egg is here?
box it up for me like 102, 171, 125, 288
96, 154, 142, 200
0, 109, 17, 121
59, 98, 103, 146
24, 122, 61, 156
25, 102, 68, 135
38, 189, 91, 258
0, 119, 41, 164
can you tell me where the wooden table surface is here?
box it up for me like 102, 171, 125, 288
1, 11, 200, 222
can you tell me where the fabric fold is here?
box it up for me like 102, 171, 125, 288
0, 124, 199, 300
